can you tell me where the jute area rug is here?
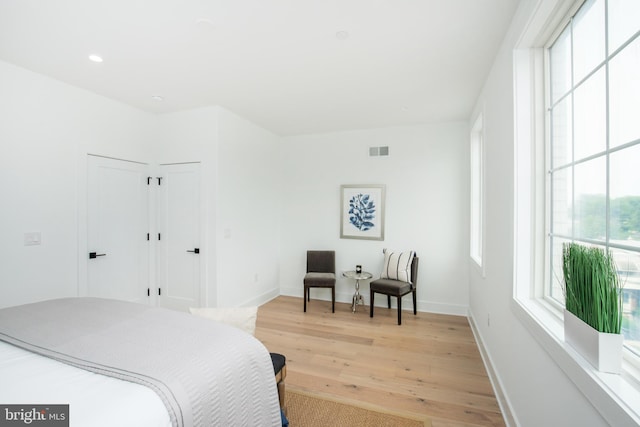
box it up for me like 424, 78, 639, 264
285, 389, 431, 427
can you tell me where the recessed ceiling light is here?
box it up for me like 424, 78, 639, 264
336, 31, 349, 40
88, 54, 103, 63
151, 95, 164, 102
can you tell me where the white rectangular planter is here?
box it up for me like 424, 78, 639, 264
564, 310, 623, 374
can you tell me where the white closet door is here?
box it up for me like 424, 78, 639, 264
157, 163, 202, 311
87, 155, 150, 304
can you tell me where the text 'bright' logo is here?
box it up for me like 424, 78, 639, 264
0, 405, 68, 426
4, 408, 46, 424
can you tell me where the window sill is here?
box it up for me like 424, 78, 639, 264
512, 297, 640, 426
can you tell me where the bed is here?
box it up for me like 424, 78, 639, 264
0, 297, 281, 427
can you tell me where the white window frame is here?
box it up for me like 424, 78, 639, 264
512, 0, 640, 425
470, 112, 485, 272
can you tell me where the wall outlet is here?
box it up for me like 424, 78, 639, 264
24, 232, 41, 246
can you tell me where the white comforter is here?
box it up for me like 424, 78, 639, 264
0, 298, 281, 427
0, 340, 172, 427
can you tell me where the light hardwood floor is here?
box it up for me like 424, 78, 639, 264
256, 296, 505, 427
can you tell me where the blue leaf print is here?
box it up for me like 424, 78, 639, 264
348, 193, 376, 231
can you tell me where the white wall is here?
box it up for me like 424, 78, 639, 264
0, 60, 156, 308
0, 59, 283, 311
468, 1, 610, 426
215, 108, 282, 307
279, 123, 470, 315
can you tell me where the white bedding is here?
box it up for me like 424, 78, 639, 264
0, 340, 172, 427
0, 298, 281, 427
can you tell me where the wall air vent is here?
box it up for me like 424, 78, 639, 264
369, 146, 389, 157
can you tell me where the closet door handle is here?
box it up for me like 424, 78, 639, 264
186, 248, 200, 254
89, 252, 107, 259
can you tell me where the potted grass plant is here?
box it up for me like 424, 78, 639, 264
562, 242, 624, 373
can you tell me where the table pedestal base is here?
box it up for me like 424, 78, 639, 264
352, 280, 365, 313
352, 292, 364, 313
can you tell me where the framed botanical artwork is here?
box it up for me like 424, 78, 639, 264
340, 184, 385, 241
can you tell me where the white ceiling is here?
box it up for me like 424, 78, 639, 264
0, 0, 520, 136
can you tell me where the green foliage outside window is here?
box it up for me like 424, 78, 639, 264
575, 195, 640, 241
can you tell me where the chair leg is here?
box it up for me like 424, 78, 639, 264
412, 289, 417, 315
331, 287, 335, 313
387, 295, 391, 309
370, 290, 374, 318
304, 286, 307, 312
397, 296, 402, 325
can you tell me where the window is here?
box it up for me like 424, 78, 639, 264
513, 0, 640, 423
547, 0, 640, 357
470, 114, 484, 268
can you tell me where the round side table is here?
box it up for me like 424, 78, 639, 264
342, 271, 373, 313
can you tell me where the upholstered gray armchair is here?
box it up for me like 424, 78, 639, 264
303, 250, 336, 313
369, 251, 418, 325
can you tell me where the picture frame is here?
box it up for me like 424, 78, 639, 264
340, 184, 385, 241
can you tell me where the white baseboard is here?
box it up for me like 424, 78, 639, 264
241, 288, 280, 308
418, 301, 468, 316
279, 286, 468, 317
467, 309, 518, 427
279, 286, 351, 308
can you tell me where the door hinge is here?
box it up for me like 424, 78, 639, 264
147, 233, 150, 241
147, 176, 152, 185
158, 233, 161, 241
158, 288, 161, 296
157, 177, 162, 185
147, 288, 150, 297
